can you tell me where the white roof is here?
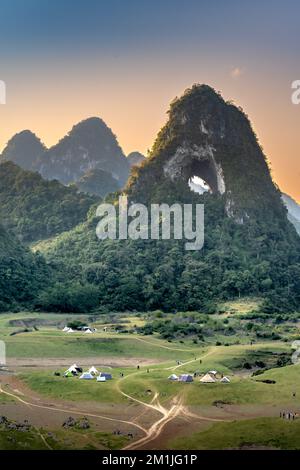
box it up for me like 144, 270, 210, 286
79, 372, 94, 379
97, 376, 106, 382
200, 373, 216, 383
208, 370, 218, 375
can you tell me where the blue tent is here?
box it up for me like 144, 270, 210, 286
100, 372, 112, 380
179, 374, 193, 383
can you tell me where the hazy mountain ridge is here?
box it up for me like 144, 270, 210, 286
282, 193, 300, 235
38, 117, 130, 186
127, 151, 146, 167
0, 130, 46, 171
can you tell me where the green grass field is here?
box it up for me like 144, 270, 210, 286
1, 309, 300, 450
171, 417, 300, 449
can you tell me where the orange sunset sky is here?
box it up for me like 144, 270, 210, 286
0, 1, 299, 201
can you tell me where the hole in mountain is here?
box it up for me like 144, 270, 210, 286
185, 158, 218, 194
188, 175, 211, 194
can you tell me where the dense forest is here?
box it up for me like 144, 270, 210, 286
0, 161, 98, 243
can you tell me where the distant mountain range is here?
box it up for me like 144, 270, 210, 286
0, 117, 132, 196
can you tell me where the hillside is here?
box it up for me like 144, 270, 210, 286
38, 117, 130, 186
38, 85, 300, 314
0, 161, 98, 243
0, 130, 46, 171
0, 224, 49, 310
75, 168, 120, 197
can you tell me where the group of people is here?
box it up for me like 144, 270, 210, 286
280, 410, 298, 420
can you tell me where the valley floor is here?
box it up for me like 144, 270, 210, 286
0, 310, 300, 450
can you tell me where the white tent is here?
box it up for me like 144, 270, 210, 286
66, 328, 74, 333
168, 374, 178, 381
66, 363, 78, 373
200, 373, 216, 383
97, 376, 106, 382
208, 370, 218, 376
62, 326, 69, 332
79, 372, 94, 380
88, 366, 98, 375
84, 329, 93, 334
220, 376, 231, 383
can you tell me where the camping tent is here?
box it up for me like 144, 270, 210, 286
200, 373, 216, 383
62, 326, 69, 332
179, 374, 193, 383
64, 370, 75, 378
79, 372, 94, 380
66, 328, 74, 333
88, 366, 98, 375
168, 374, 178, 381
220, 376, 231, 383
65, 364, 78, 375
99, 372, 112, 380
208, 370, 218, 376
85, 329, 93, 334
96, 376, 106, 382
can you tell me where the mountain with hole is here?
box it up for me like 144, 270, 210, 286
39, 84, 300, 314
127, 84, 285, 223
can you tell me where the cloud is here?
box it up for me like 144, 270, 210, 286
230, 67, 244, 79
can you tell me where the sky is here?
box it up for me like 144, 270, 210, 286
0, 0, 299, 200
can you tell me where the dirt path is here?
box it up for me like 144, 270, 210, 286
116, 346, 228, 449
0, 384, 147, 436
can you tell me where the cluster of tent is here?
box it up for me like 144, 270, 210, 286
168, 370, 231, 384
62, 326, 96, 334
63, 364, 112, 382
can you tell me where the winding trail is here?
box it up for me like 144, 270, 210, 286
116, 345, 227, 449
